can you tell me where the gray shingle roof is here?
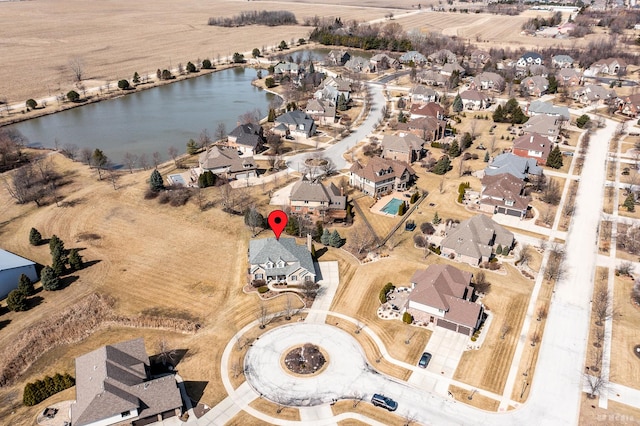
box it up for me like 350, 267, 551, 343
381, 133, 424, 155
485, 153, 542, 179
71, 338, 182, 426
527, 101, 570, 120
228, 123, 263, 149
249, 237, 315, 279
441, 215, 514, 260
199, 146, 256, 173
289, 180, 346, 209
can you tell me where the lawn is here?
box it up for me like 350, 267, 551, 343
610, 274, 640, 389
449, 384, 499, 411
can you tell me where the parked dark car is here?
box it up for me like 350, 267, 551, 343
418, 352, 432, 368
371, 393, 398, 411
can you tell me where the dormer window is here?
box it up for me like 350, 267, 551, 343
276, 260, 285, 268
266, 261, 274, 269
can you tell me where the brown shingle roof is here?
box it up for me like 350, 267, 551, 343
349, 156, 415, 184
513, 133, 552, 159
409, 102, 444, 118
481, 173, 531, 211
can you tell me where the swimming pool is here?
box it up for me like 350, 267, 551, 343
381, 198, 404, 215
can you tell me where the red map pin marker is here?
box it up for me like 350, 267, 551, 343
268, 210, 288, 240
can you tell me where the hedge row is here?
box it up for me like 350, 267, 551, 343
23, 373, 75, 406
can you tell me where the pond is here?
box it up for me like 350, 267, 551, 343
9, 67, 275, 165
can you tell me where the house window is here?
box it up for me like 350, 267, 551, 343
505, 200, 515, 207
291, 275, 298, 281
276, 260, 285, 268
255, 273, 264, 280
265, 261, 274, 269
295, 206, 301, 211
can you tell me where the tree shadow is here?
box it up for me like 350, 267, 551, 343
183, 381, 208, 405
59, 197, 86, 208
149, 349, 189, 375
314, 247, 328, 259
0, 319, 10, 331
58, 275, 79, 290
81, 259, 102, 269
27, 295, 44, 309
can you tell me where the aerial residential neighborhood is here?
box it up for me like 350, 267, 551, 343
1, 1, 640, 425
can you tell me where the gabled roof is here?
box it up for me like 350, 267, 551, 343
199, 146, 256, 172
344, 56, 370, 72
410, 85, 438, 97
481, 173, 531, 211
71, 338, 182, 426
474, 72, 504, 85
275, 110, 317, 135
441, 215, 514, 260
399, 51, 427, 63
553, 54, 574, 64
381, 133, 425, 154
410, 102, 444, 118
228, 123, 263, 149
523, 114, 559, 137
460, 89, 489, 102
290, 180, 346, 208
349, 156, 416, 184
274, 61, 299, 73
249, 237, 315, 278
321, 76, 351, 92
520, 51, 543, 61
513, 133, 552, 158
442, 63, 465, 74
485, 153, 542, 179
527, 100, 570, 120
306, 99, 336, 118
428, 49, 457, 63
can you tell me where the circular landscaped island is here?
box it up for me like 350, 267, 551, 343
283, 343, 327, 375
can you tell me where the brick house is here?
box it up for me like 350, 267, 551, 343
479, 173, 531, 218
512, 133, 552, 165
381, 133, 425, 163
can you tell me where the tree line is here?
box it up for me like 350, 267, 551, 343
309, 20, 412, 51
208, 10, 297, 27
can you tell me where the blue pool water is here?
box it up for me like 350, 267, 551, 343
381, 198, 404, 215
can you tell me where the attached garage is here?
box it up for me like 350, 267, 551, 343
436, 318, 457, 332
0, 249, 38, 299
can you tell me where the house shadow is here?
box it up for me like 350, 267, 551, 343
0, 319, 10, 331
183, 381, 208, 405
314, 247, 328, 259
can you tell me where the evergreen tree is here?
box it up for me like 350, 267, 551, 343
398, 110, 407, 123
52, 254, 66, 276
202, 59, 212, 69
452, 94, 463, 113
186, 139, 199, 155
309, 62, 315, 73
410, 191, 419, 203
41, 266, 60, 291
91, 149, 108, 179
321, 228, 331, 246
310, 243, 316, 259
511, 106, 528, 124
186, 61, 197, 73
496, 244, 503, 255
150, 169, 165, 192
492, 104, 504, 122
548, 75, 558, 94
433, 156, 451, 175
397, 201, 406, 216
49, 235, 62, 255
624, 192, 636, 212
18, 273, 34, 296
448, 140, 460, 157
132, 72, 140, 84
337, 93, 348, 111
29, 227, 42, 246
432, 212, 441, 225
329, 230, 342, 247
315, 221, 324, 242
576, 114, 590, 129
461, 132, 473, 150
546, 145, 563, 169
284, 215, 299, 236
7, 289, 28, 312
68, 249, 83, 271
484, 151, 490, 162
267, 108, 276, 122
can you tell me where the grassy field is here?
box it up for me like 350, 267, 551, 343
610, 274, 640, 390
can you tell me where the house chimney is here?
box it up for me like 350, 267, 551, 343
530, 135, 534, 143
307, 233, 312, 252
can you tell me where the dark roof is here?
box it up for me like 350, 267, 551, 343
481, 173, 531, 211
349, 156, 416, 184
290, 180, 346, 209
71, 338, 182, 426
228, 123, 263, 149
249, 237, 315, 278
199, 146, 256, 173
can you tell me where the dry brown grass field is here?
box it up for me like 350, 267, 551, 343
449, 384, 499, 411
610, 274, 640, 390
580, 397, 640, 426
331, 400, 406, 425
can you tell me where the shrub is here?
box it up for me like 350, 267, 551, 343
252, 279, 266, 288
402, 312, 413, 324
413, 234, 426, 248
258, 286, 269, 294
144, 188, 159, 199
186, 61, 197, 73
379, 282, 395, 303
428, 244, 441, 255
26, 99, 37, 110
471, 336, 477, 342
23, 373, 75, 406
410, 191, 419, 203
265, 77, 276, 88
420, 222, 435, 235
158, 192, 171, 204
29, 227, 43, 246
117, 79, 130, 90
397, 201, 406, 216
66, 90, 80, 102
202, 59, 213, 69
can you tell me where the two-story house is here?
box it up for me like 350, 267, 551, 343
199, 146, 257, 180
512, 133, 553, 166
479, 173, 531, 218
248, 237, 316, 284
289, 179, 347, 221
381, 133, 425, 163
226, 123, 265, 156
349, 157, 416, 197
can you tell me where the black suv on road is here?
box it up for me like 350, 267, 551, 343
371, 393, 398, 411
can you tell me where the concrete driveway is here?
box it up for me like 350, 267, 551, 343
408, 328, 468, 395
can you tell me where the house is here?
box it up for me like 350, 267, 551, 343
460, 90, 491, 110
512, 133, 552, 166
586, 58, 627, 76
440, 62, 465, 77
485, 153, 542, 180
480, 173, 531, 218
344, 56, 370, 73
70, 338, 183, 426
349, 156, 416, 197
520, 76, 549, 97
199, 146, 257, 180
248, 237, 316, 284
274, 110, 317, 138
470, 49, 491, 68
370, 53, 398, 72
440, 214, 515, 266
326, 50, 351, 66
226, 123, 264, 155
409, 102, 445, 120
381, 133, 425, 163
618, 93, 640, 117
529, 65, 549, 77
571, 84, 617, 106
396, 116, 446, 142
0, 249, 38, 299
404, 264, 483, 336
516, 52, 543, 68
522, 115, 561, 142
556, 68, 582, 87
289, 179, 347, 221
552, 54, 574, 68
319, 76, 351, 100
417, 70, 448, 86
410, 85, 439, 103
399, 51, 428, 65
470, 72, 505, 93
428, 49, 457, 64
273, 61, 300, 77
526, 100, 570, 121
305, 99, 336, 125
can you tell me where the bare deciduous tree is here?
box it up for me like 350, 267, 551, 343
593, 283, 614, 326
123, 152, 138, 174
584, 373, 608, 399
199, 129, 212, 149
168, 146, 178, 166
351, 392, 364, 408
474, 271, 490, 295
152, 152, 162, 168
536, 305, 547, 322
500, 323, 512, 340
257, 302, 270, 329
68, 56, 85, 82
138, 153, 149, 170
347, 223, 376, 255
517, 243, 532, 267
215, 122, 227, 143
530, 331, 540, 347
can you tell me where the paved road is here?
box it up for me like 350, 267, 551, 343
286, 82, 386, 173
